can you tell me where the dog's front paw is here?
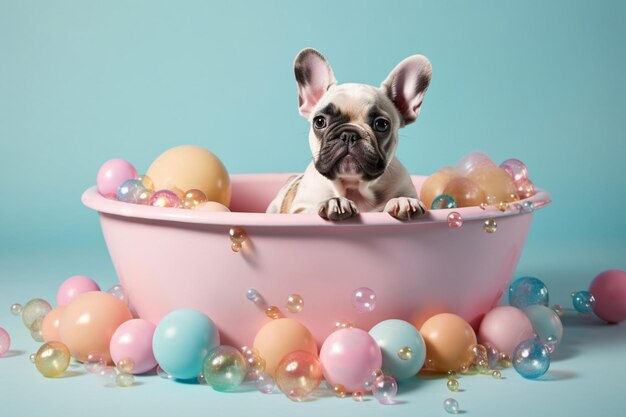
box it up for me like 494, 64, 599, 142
318, 197, 359, 221
384, 197, 427, 221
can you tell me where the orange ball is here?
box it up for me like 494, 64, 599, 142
146, 145, 231, 207
420, 313, 477, 373
42, 306, 65, 342
253, 318, 318, 377
419, 167, 459, 209
195, 201, 231, 212
59, 292, 132, 364
467, 166, 518, 203
443, 176, 486, 208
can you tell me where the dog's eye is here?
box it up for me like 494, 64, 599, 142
313, 116, 327, 129
373, 118, 390, 133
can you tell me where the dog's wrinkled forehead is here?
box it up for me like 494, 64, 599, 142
313, 84, 400, 126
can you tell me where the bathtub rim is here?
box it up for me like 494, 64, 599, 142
82, 173, 551, 228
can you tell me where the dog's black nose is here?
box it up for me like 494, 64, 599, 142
340, 130, 360, 145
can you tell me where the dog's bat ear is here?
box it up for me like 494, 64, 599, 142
294, 48, 337, 118
381, 55, 432, 126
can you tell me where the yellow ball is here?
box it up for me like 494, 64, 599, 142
146, 145, 231, 207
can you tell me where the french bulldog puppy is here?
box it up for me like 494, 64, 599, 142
267, 48, 432, 221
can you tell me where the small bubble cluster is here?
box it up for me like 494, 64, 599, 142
372, 375, 398, 405
229, 226, 247, 252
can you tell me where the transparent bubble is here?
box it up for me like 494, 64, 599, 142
229, 227, 247, 245
30, 317, 45, 342
332, 384, 347, 398
275, 351, 323, 402
107, 284, 129, 305
521, 201, 535, 213
351, 287, 376, 313
509, 276, 549, 309
364, 369, 384, 391
286, 294, 304, 314
137, 174, 154, 191
116, 372, 135, 387
444, 398, 460, 414
447, 212, 463, 228
372, 375, 398, 405
203, 345, 247, 392
97, 366, 118, 387
431, 194, 457, 210
500, 159, 529, 183
246, 290, 260, 305
22, 299, 52, 330
256, 372, 276, 394
117, 179, 152, 205
34, 341, 71, 378
84, 352, 107, 373
149, 190, 181, 208
265, 306, 281, 320
116, 357, 135, 374
483, 218, 497, 233
447, 378, 459, 392
10, 303, 23, 316
512, 339, 550, 379
182, 189, 208, 209
572, 290, 596, 314
352, 392, 364, 402
551, 304, 564, 316
492, 370, 502, 379
397, 346, 413, 361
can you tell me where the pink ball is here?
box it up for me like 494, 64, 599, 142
57, 275, 101, 306
319, 328, 382, 392
589, 269, 626, 324
478, 306, 535, 356
110, 319, 157, 374
97, 159, 138, 197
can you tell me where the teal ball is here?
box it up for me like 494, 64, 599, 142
152, 309, 220, 380
369, 319, 426, 380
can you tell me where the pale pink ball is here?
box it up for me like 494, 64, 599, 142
478, 306, 535, 356
97, 158, 138, 196
57, 275, 101, 306
320, 328, 382, 392
109, 319, 157, 374
589, 269, 626, 324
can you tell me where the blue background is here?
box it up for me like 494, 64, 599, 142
1, 1, 625, 416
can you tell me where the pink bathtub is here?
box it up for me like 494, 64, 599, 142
82, 173, 550, 348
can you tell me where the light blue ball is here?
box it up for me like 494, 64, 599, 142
369, 319, 426, 380
152, 309, 220, 380
523, 305, 563, 348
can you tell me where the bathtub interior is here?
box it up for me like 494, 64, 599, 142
228, 173, 428, 213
